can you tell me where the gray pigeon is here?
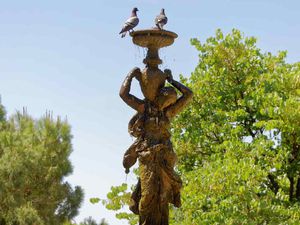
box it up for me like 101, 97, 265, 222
119, 7, 139, 38
155, 8, 168, 30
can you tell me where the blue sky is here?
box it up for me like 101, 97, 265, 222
0, 0, 299, 224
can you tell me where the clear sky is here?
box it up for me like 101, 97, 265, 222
0, 0, 299, 224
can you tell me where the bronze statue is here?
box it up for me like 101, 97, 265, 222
119, 29, 193, 225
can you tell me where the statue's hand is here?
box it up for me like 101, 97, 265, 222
164, 69, 173, 82
129, 67, 141, 79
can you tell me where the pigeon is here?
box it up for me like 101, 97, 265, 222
155, 8, 168, 30
119, 7, 139, 38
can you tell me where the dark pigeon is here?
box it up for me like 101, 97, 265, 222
119, 7, 139, 38
155, 8, 168, 30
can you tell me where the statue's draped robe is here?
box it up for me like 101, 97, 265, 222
123, 102, 182, 225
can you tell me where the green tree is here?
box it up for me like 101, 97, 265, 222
170, 29, 300, 224
0, 105, 84, 225
95, 183, 138, 225
63, 217, 109, 225
101, 29, 300, 224
79, 216, 109, 225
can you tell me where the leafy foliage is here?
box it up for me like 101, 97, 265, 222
171, 29, 300, 224
96, 183, 138, 225
79, 216, 109, 225
63, 217, 109, 225
0, 106, 83, 225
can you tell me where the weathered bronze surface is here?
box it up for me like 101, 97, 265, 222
130, 29, 177, 66
120, 29, 193, 225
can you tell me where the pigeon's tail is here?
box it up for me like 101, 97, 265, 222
121, 32, 126, 38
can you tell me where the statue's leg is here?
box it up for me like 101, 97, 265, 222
139, 204, 168, 225
130, 179, 141, 214
161, 145, 182, 208
137, 143, 175, 225
139, 161, 165, 225
160, 203, 169, 225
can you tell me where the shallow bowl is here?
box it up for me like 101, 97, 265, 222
130, 29, 178, 48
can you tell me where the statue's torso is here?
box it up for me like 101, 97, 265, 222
143, 114, 171, 142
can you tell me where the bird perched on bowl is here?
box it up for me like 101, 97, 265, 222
155, 8, 168, 30
119, 7, 139, 38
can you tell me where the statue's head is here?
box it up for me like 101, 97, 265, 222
157, 86, 177, 110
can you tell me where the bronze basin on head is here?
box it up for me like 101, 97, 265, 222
130, 29, 178, 49
130, 29, 178, 65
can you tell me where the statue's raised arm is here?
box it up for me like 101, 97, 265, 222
119, 67, 144, 113
163, 69, 193, 119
